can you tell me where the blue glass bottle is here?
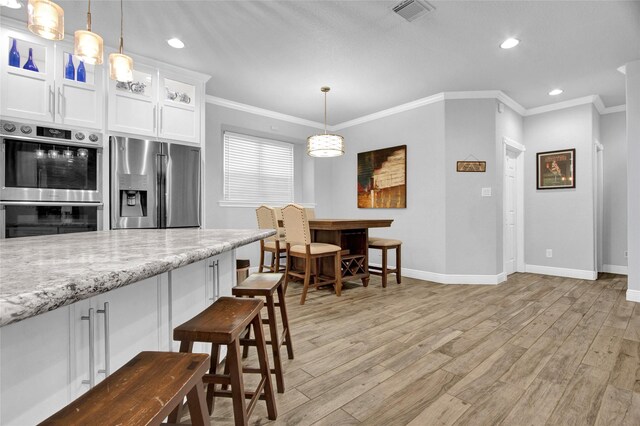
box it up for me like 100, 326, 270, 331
8, 39, 20, 67
65, 54, 75, 80
77, 60, 86, 83
23, 48, 38, 72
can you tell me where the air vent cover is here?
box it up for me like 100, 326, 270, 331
392, 0, 435, 22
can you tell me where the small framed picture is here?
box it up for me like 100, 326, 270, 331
537, 148, 575, 189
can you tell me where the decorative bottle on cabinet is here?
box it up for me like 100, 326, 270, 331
77, 60, 86, 82
8, 38, 20, 67
22, 48, 38, 72
65, 54, 75, 80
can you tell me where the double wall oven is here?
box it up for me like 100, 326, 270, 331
1, 119, 103, 239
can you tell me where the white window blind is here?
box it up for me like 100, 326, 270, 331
223, 132, 294, 203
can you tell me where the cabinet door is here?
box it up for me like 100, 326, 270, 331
108, 65, 157, 137
55, 44, 103, 129
0, 307, 71, 425
0, 28, 55, 123
216, 250, 236, 298
169, 259, 208, 353
159, 74, 198, 144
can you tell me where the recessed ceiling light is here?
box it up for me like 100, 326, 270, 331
500, 38, 520, 49
549, 89, 564, 96
167, 38, 185, 49
0, 0, 22, 9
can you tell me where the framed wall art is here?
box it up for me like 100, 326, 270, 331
537, 148, 575, 189
357, 145, 406, 208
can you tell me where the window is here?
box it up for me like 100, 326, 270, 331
223, 132, 294, 204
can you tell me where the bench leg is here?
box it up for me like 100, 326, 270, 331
253, 314, 277, 420
187, 380, 210, 426
206, 343, 220, 414
381, 247, 388, 288
266, 294, 285, 393
277, 284, 294, 360
228, 339, 249, 426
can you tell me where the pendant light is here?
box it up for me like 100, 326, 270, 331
109, 0, 133, 82
307, 87, 345, 157
27, 0, 64, 40
74, 0, 103, 65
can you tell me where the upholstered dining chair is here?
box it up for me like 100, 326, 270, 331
281, 204, 342, 304
256, 205, 286, 273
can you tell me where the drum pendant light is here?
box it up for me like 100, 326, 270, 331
307, 87, 345, 157
109, 0, 133, 82
74, 0, 104, 65
27, 0, 64, 40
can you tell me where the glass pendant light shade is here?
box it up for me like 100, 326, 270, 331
109, 52, 133, 82
307, 86, 345, 158
27, 0, 64, 40
307, 134, 345, 157
74, 30, 103, 65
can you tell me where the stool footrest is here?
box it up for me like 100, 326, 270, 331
203, 373, 231, 386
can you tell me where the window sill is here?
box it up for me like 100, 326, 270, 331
218, 200, 316, 208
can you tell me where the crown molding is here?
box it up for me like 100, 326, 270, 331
206, 95, 325, 130
524, 95, 599, 116
602, 104, 626, 114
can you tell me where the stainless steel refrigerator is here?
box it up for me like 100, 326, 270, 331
110, 136, 201, 229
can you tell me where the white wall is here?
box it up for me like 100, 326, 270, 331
626, 60, 640, 301
523, 104, 596, 276
203, 103, 320, 267
601, 111, 627, 271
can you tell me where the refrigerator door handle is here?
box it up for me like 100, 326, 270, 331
157, 153, 168, 229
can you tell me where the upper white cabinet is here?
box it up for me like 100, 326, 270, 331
0, 28, 103, 130
108, 65, 204, 144
107, 63, 158, 138
1, 28, 55, 123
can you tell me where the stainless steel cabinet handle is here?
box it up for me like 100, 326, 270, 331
208, 260, 218, 301
97, 302, 110, 377
48, 86, 53, 116
81, 308, 96, 388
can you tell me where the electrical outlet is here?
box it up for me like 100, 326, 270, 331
546, 249, 553, 258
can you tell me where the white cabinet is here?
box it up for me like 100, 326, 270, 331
107, 64, 158, 138
108, 64, 202, 144
0, 29, 103, 130
0, 306, 71, 425
69, 276, 161, 399
0, 28, 55, 123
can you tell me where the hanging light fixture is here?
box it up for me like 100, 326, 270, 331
109, 0, 133, 82
27, 0, 64, 40
74, 0, 103, 65
307, 86, 344, 157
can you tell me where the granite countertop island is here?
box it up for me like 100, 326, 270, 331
0, 228, 275, 327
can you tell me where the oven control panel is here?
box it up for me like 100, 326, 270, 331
0, 120, 102, 145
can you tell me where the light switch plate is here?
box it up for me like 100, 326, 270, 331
481, 187, 492, 197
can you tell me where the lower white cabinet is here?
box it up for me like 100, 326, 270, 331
0, 250, 237, 425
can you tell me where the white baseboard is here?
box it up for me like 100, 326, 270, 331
370, 263, 506, 285
602, 264, 628, 275
525, 264, 597, 280
627, 289, 640, 303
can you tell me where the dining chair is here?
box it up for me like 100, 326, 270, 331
281, 204, 342, 304
304, 207, 316, 220
256, 205, 286, 273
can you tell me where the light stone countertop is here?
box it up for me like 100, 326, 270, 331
0, 228, 275, 327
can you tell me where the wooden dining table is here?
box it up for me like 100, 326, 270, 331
308, 219, 393, 287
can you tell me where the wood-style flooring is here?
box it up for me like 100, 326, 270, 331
190, 272, 640, 425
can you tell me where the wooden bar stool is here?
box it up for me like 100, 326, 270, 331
232, 272, 294, 394
368, 237, 402, 288
39, 351, 210, 426
172, 297, 277, 426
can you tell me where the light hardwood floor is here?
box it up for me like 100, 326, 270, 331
196, 272, 640, 425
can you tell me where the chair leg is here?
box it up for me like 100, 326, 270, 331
227, 340, 248, 426
396, 245, 402, 284
334, 252, 342, 296
266, 294, 284, 393
277, 284, 294, 360
252, 314, 277, 420
300, 256, 312, 305
242, 324, 251, 359
283, 252, 291, 294
270, 252, 276, 272
381, 247, 388, 288
259, 245, 265, 273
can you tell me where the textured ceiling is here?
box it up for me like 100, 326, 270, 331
2, 1, 638, 124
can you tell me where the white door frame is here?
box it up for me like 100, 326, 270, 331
593, 140, 604, 274
503, 137, 526, 273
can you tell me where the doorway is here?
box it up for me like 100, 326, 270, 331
503, 138, 526, 276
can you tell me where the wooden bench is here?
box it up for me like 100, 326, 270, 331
39, 351, 210, 426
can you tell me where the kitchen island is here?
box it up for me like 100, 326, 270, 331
0, 228, 274, 425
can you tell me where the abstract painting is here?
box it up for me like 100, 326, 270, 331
357, 145, 406, 208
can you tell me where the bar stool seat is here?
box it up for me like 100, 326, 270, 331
233, 273, 294, 394
172, 297, 277, 426
368, 237, 402, 288
39, 351, 210, 426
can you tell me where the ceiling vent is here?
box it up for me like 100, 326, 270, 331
392, 0, 435, 22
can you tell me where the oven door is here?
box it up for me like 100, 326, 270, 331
0, 202, 103, 239
1, 137, 102, 203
